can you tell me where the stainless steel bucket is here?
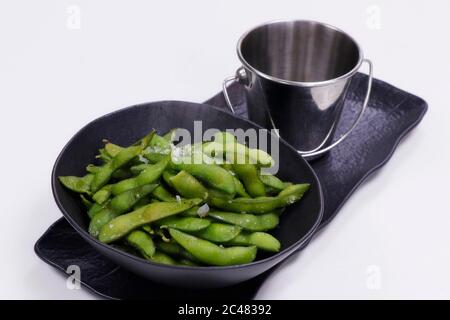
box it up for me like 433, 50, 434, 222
223, 20, 373, 158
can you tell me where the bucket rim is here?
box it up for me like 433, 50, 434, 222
236, 19, 364, 88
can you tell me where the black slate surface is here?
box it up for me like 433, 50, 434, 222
35, 73, 427, 299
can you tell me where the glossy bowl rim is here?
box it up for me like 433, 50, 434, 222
51, 100, 324, 272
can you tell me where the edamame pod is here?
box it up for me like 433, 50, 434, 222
259, 174, 286, 191
89, 184, 157, 237
203, 132, 274, 167
111, 156, 169, 195
208, 211, 279, 232
232, 175, 250, 198
125, 230, 156, 258
96, 148, 112, 163
130, 163, 151, 175
181, 206, 202, 217
194, 223, 242, 243
91, 146, 141, 192
155, 240, 199, 262
86, 164, 101, 174
151, 185, 176, 201
232, 164, 266, 197
227, 231, 280, 252
170, 162, 236, 195
144, 134, 172, 163
133, 197, 151, 210
209, 184, 310, 214
87, 200, 109, 219
90, 131, 155, 192
59, 174, 93, 194
169, 229, 257, 266
162, 169, 176, 188
207, 188, 234, 201
98, 198, 202, 243
92, 185, 112, 204
155, 216, 211, 232
104, 142, 123, 157
88, 164, 132, 180
221, 163, 250, 197
169, 170, 209, 200
111, 168, 133, 180
148, 251, 177, 265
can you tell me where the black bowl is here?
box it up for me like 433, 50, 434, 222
51, 101, 323, 288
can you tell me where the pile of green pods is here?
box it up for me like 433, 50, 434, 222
59, 129, 310, 267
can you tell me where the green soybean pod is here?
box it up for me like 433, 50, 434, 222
130, 163, 152, 175
87, 200, 109, 219
111, 156, 170, 195
104, 143, 144, 169
111, 168, 133, 180
86, 164, 101, 174
144, 134, 172, 163
90, 146, 141, 193
208, 211, 279, 232
104, 142, 124, 157
98, 198, 202, 243
232, 175, 250, 198
162, 169, 177, 188
92, 185, 112, 204
155, 216, 211, 232
133, 197, 151, 210
125, 230, 156, 259
151, 185, 176, 201
155, 240, 199, 262
259, 174, 286, 191
90, 131, 155, 192
169, 170, 209, 200
209, 184, 310, 214
169, 229, 257, 266
206, 188, 234, 201
227, 231, 280, 252
170, 162, 236, 195
194, 223, 242, 243
88, 162, 133, 180
220, 162, 249, 197
181, 206, 201, 217
203, 137, 274, 167
59, 174, 94, 194
96, 148, 112, 163
232, 164, 266, 197
264, 186, 280, 196
88, 184, 157, 237
149, 251, 177, 265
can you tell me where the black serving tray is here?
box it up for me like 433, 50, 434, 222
35, 73, 427, 299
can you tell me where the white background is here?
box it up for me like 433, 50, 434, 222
0, 0, 449, 299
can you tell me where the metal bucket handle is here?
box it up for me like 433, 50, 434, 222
223, 59, 373, 158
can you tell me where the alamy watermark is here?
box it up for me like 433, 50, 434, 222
66, 265, 81, 290
365, 264, 382, 290
149, 121, 280, 175
366, 4, 382, 30
66, 5, 81, 30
